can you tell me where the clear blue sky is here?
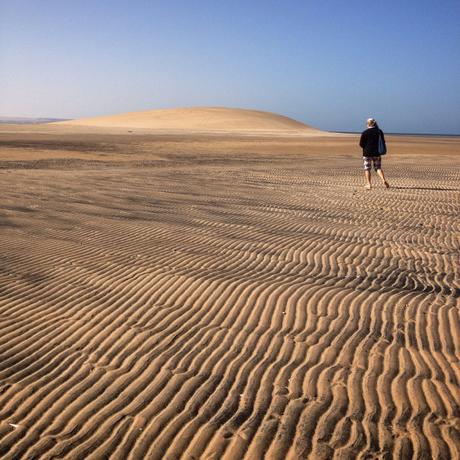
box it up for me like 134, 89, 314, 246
1, 0, 459, 133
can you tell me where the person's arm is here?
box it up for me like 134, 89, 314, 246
359, 131, 366, 148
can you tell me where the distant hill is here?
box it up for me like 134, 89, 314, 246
56, 107, 324, 134
0, 116, 70, 124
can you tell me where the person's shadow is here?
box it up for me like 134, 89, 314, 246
391, 186, 460, 191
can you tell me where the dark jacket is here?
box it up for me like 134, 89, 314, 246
360, 126, 385, 157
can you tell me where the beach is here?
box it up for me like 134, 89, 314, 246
0, 121, 459, 459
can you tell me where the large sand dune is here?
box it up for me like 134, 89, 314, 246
57, 107, 326, 135
0, 126, 459, 459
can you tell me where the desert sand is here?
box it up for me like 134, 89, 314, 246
57, 107, 327, 135
0, 108, 459, 459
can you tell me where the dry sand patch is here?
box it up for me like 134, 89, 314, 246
0, 128, 459, 459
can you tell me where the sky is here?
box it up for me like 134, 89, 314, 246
1, 0, 459, 133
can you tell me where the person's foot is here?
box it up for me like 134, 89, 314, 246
384, 181, 390, 188
364, 184, 371, 190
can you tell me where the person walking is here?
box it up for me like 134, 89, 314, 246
359, 118, 390, 189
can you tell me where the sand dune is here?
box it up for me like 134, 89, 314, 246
57, 107, 326, 135
0, 127, 459, 459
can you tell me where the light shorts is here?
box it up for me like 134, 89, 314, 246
363, 156, 382, 171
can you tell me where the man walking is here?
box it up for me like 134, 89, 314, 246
360, 118, 390, 189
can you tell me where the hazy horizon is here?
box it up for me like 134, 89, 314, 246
1, 110, 460, 136
1, 0, 459, 134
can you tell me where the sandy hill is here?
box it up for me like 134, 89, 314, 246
57, 107, 325, 134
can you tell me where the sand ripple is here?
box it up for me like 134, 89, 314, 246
0, 152, 459, 459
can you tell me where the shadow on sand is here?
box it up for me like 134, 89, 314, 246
391, 186, 460, 192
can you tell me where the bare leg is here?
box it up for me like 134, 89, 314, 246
364, 170, 372, 189
376, 168, 389, 188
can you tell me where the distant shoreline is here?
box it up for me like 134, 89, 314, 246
1, 118, 458, 137
335, 131, 460, 138
0, 117, 71, 124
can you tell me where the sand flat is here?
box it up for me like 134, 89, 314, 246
0, 126, 459, 459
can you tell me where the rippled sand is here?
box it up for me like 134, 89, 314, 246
0, 127, 459, 459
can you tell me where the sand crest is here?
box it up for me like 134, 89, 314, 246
56, 107, 327, 135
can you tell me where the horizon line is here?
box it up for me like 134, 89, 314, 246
1, 116, 459, 137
